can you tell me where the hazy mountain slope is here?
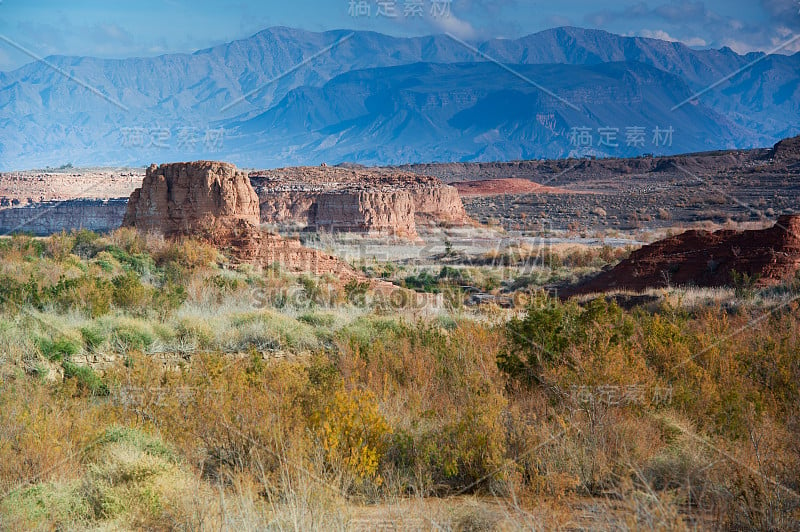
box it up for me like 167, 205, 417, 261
226, 61, 750, 167
0, 26, 796, 169
480, 27, 759, 88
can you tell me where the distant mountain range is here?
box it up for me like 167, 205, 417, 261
0, 26, 798, 170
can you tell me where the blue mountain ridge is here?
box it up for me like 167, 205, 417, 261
0, 26, 796, 170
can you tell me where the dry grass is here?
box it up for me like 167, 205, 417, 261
1, 230, 799, 530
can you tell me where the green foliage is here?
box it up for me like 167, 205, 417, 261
730, 269, 760, 299
344, 279, 370, 304
36, 336, 80, 362
106, 246, 155, 275
108, 321, 155, 352
95, 426, 177, 463
46, 275, 112, 317
500, 295, 635, 385
298, 312, 336, 328
80, 326, 106, 351
62, 362, 108, 396
111, 272, 151, 311
71, 229, 104, 258
403, 271, 441, 293
151, 283, 187, 316
0, 274, 42, 310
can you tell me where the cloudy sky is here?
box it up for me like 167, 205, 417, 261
0, 0, 798, 71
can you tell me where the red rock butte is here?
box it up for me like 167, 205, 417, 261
122, 161, 358, 278
563, 215, 800, 296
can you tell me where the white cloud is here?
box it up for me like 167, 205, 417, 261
638, 29, 707, 47
429, 14, 478, 40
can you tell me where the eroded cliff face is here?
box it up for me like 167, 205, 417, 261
563, 215, 800, 296
315, 190, 417, 237
123, 161, 260, 236
408, 184, 469, 226
123, 161, 358, 279
250, 166, 471, 238
0, 199, 127, 236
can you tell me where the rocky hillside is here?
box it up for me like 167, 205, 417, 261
563, 215, 800, 296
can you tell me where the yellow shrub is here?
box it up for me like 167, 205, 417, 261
316, 389, 391, 485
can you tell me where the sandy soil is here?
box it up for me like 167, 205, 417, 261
452, 178, 579, 196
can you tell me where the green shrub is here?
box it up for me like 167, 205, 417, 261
46, 275, 112, 317
0, 275, 41, 310
151, 283, 187, 316
106, 246, 155, 275
438, 266, 471, 285
344, 279, 370, 304
108, 321, 155, 352
298, 312, 336, 328
35, 336, 80, 362
499, 295, 634, 385
71, 229, 104, 258
62, 362, 108, 396
80, 326, 106, 351
111, 272, 151, 311
95, 426, 177, 463
403, 271, 440, 293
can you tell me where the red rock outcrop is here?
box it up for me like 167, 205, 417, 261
250, 166, 470, 237
123, 161, 260, 236
123, 161, 359, 279
315, 190, 417, 238
563, 215, 800, 296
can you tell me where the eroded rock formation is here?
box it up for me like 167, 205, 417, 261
563, 215, 800, 296
123, 161, 260, 236
123, 161, 357, 277
250, 166, 470, 238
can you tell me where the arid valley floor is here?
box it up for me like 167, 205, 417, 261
0, 140, 799, 530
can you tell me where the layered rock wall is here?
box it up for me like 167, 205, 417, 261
315, 190, 416, 237
123, 161, 359, 279
251, 166, 470, 238
408, 184, 469, 225
0, 199, 127, 236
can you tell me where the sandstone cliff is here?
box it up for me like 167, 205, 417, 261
404, 183, 468, 227
123, 161, 260, 236
563, 215, 800, 296
123, 161, 358, 278
250, 166, 470, 238
315, 190, 416, 237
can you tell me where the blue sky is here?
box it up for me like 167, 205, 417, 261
0, 0, 798, 71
